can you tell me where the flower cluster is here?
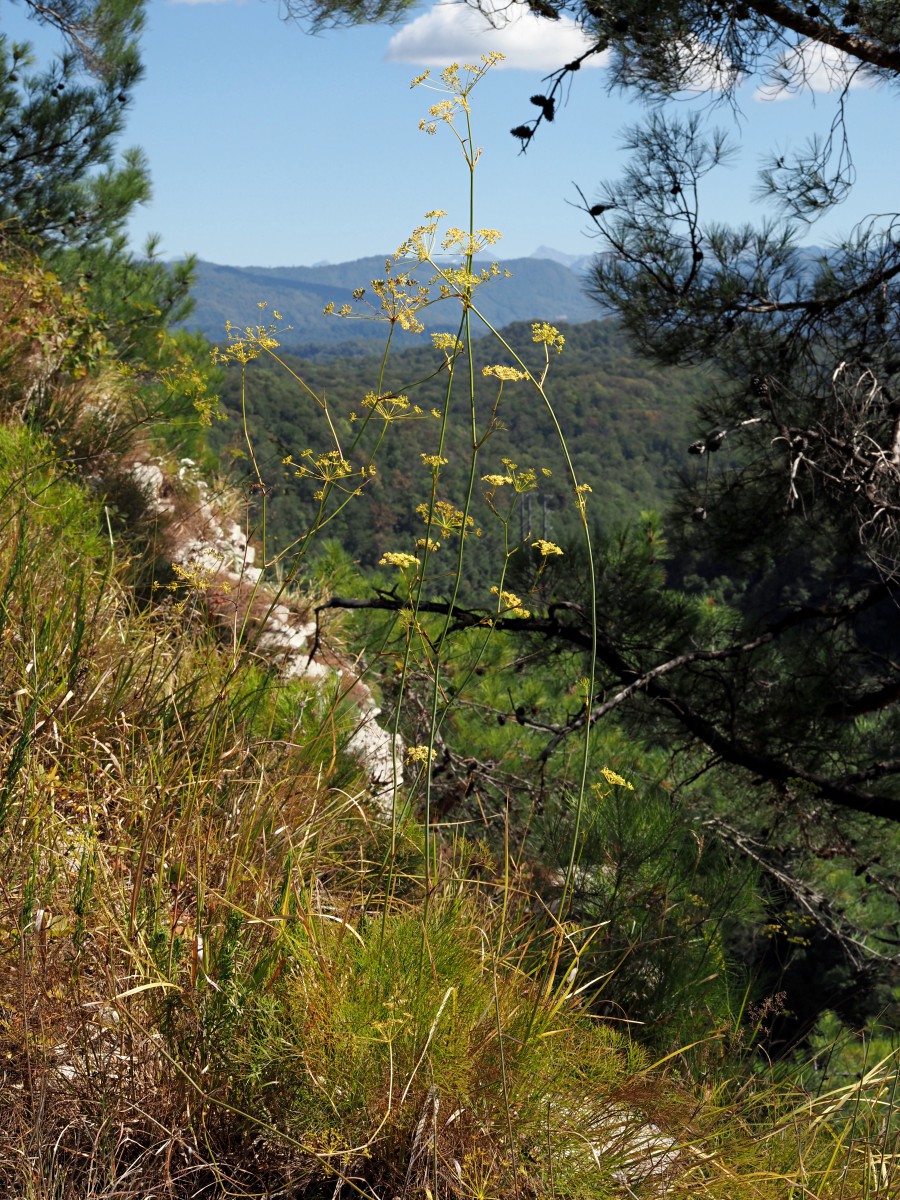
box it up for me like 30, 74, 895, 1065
442, 226, 502, 257
212, 319, 281, 365
412, 54, 506, 135
490, 586, 530, 619
325, 258, 432, 332
396, 213, 446, 263
482, 364, 528, 382
380, 551, 420, 571
421, 453, 449, 471
361, 391, 425, 422
531, 321, 566, 354
599, 766, 634, 790
432, 331, 464, 361
574, 481, 593, 514
481, 458, 539, 495
406, 745, 437, 765
285, 449, 372, 502
435, 261, 507, 301
416, 499, 477, 538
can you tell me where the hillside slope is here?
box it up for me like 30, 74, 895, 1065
2, 251, 896, 1200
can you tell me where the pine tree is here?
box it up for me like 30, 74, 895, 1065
557, 8, 900, 826
1, 1, 196, 357
1, 1, 145, 247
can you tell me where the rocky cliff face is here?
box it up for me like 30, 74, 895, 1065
129, 456, 403, 813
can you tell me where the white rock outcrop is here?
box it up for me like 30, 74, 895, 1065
129, 457, 403, 811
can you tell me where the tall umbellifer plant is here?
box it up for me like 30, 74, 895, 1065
223, 54, 600, 909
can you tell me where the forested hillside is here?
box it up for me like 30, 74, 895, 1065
209, 318, 713, 581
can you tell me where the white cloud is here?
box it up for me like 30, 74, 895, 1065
386, 1, 606, 72
755, 40, 875, 101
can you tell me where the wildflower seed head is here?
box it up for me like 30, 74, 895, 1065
364, 391, 411, 419
432, 331, 463, 356
442, 227, 502, 257
428, 98, 456, 125
211, 321, 281, 364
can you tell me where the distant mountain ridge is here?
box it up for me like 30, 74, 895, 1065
181, 252, 602, 349
529, 245, 596, 272
182, 241, 833, 351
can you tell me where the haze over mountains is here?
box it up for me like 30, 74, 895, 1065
182, 250, 602, 349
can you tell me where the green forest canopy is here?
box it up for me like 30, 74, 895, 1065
210, 318, 710, 577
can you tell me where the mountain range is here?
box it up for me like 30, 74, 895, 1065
181, 250, 603, 350
181, 241, 835, 352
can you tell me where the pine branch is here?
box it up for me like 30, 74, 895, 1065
750, 0, 900, 75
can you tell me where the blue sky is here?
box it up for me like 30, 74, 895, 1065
9, 0, 900, 267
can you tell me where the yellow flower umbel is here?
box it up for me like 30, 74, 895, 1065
532, 321, 565, 354
325, 258, 433, 334
416, 499, 477, 539
432, 331, 464, 370
490, 586, 530, 620
598, 766, 634, 791
212, 318, 282, 365
406, 745, 437, 766
482, 364, 528, 383
421, 453, 449, 473
290, 449, 361, 502
412, 55, 505, 145
161, 559, 230, 614
379, 551, 420, 571
362, 391, 414, 420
